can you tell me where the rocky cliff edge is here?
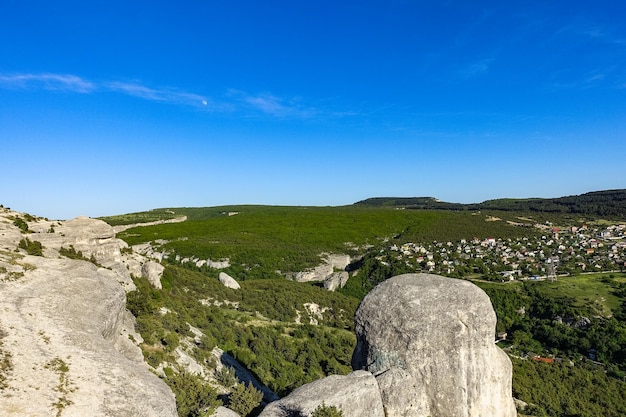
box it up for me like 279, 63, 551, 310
0, 208, 177, 416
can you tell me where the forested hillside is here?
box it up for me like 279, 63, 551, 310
355, 189, 626, 217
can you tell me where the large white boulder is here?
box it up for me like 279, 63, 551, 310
259, 370, 384, 417
351, 273, 516, 417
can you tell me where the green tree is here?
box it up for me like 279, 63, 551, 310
228, 382, 263, 417
167, 371, 221, 417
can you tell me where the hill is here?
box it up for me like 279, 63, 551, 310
355, 189, 626, 217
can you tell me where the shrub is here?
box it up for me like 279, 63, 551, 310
228, 382, 263, 417
18, 238, 43, 256
13, 218, 29, 233
312, 402, 344, 417
215, 365, 237, 388
166, 371, 221, 417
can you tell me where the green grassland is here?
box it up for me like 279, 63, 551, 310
115, 205, 541, 279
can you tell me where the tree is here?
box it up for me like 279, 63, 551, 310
167, 371, 221, 417
228, 382, 263, 417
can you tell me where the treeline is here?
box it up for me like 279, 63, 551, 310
355, 189, 626, 217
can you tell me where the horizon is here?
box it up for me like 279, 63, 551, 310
1, 1, 625, 220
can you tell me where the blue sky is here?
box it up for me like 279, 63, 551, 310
1, 1, 625, 219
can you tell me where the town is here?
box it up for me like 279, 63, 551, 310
387, 221, 626, 281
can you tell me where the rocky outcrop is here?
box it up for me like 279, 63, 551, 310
142, 260, 165, 289
323, 271, 350, 291
293, 253, 351, 284
261, 273, 515, 417
258, 371, 384, 417
0, 210, 177, 416
352, 273, 516, 417
219, 272, 241, 290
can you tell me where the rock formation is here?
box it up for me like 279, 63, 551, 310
0, 209, 177, 416
219, 272, 241, 290
261, 273, 516, 417
259, 371, 384, 417
323, 271, 350, 291
293, 253, 351, 284
142, 260, 165, 289
352, 273, 516, 417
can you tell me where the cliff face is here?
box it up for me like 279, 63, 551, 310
261, 273, 516, 417
0, 209, 177, 416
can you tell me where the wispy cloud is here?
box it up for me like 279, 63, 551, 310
581, 26, 626, 46
106, 81, 210, 107
228, 89, 318, 118
0, 73, 94, 93
0, 71, 340, 118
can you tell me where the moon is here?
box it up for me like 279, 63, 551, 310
201, 100, 208, 106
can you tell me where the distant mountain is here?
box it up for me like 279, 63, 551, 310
354, 189, 626, 217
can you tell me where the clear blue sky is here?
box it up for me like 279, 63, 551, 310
1, 1, 625, 219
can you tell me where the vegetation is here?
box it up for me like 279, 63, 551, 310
18, 238, 44, 256
45, 357, 75, 417
312, 403, 344, 417
512, 359, 626, 417
227, 382, 263, 417
13, 217, 30, 233
355, 189, 626, 217
97, 208, 180, 226
166, 371, 221, 417
0, 328, 13, 390
118, 205, 541, 281
109, 200, 626, 416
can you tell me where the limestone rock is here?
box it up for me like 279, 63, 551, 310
212, 406, 241, 417
293, 253, 351, 283
351, 273, 516, 417
142, 260, 165, 289
0, 258, 177, 416
0, 209, 177, 416
259, 370, 384, 417
219, 272, 241, 290
323, 271, 350, 291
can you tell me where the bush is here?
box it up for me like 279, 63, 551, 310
228, 382, 263, 417
312, 403, 344, 417
215, 365, 237, 388
166, 371, 221, 417
18, 238, 43, 256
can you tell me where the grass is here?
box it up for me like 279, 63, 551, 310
97, 208, 180, 226
115, 205, 542, 279
532, 272, 626, 316
475, 272, 626, 318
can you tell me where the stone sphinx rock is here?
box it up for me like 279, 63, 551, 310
351, 273, 516, 417
219, 272, 241, 290
259, 370, 384, 417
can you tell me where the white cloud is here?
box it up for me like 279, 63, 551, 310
228, 89, 318, 118
0, 72, 350, 119
106, 81, 209, 107
0, 73, 94, 93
